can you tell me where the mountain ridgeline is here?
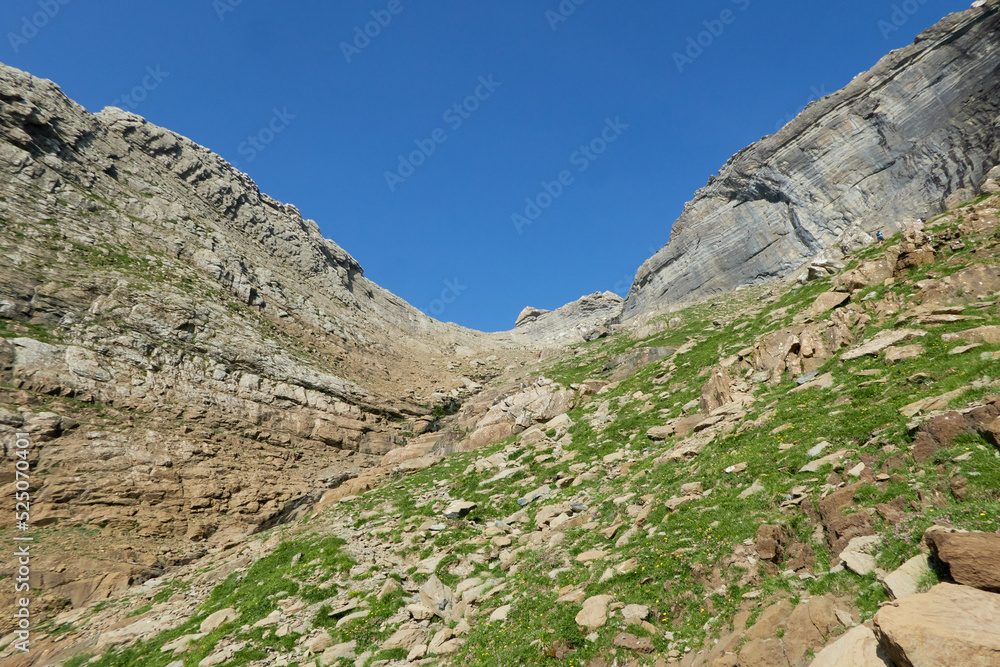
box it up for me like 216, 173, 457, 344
622, 2, 1000, 320
1, 2, 1000, 667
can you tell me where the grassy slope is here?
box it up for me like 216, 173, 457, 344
37, 195, 1000, 667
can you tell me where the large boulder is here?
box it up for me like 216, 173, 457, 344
700, 366, 734, 413
873, 583, 1000, 666
810, 625, 891, 667
942, 325, 1000, 345
925, 529, 1000, 592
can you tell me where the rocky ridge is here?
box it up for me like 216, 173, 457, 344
623, 0, 1000, 320
5, 184, 1000, 666
1, 4, 1000, 666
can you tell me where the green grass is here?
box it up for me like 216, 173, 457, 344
83, 534, 352, 666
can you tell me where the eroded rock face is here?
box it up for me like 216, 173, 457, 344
0, 58, 532, 611
811, 625, 891, 667
623, 3, 1000, 319
458, 378, 576, 450
514, 292, 624, 344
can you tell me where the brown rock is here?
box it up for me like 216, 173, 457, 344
700, 367, 734, 413
785, 543, 816, 572
808, 291, 851, 318
576, 594, 613, 629
818, 483, 874, 558
755, 524, 788, 563
874, 583, 1000, 666
612, 632, 654, 653
883, 344, 924, 363
942, 325, 1000, 345
738, 638, 790, 667
810, 624, 892, 667
926, 529, 1000, 592
745, 599, 794, 641
781, 597, 838, 664
674, 413, 708, 438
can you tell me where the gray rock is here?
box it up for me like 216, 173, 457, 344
442, 500, 477, 520
623, 5, 1000, 319
514, 292, 624, 344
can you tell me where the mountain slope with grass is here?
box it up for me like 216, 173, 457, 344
2, 4, 1000, 667
8, 186, 1000, 667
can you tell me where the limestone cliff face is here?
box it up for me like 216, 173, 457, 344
0, 60, 532, 596
623, 1, 1000, 319
0, 63, 510, 381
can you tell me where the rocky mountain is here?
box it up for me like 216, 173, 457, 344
7, 181, 1000, 667
1, 3, 1000, 667
0, 58, 546, 616
623, 1, 1000, 320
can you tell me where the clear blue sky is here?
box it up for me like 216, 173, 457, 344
1, 0, 971, 331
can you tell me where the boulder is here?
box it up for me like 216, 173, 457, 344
810, 624, 891, 667
381, 626, 426, 651
755, 525, 788, 563
700, 367, 734, 413
443, 500, 477, 520
575, 594, 613, 629
883, 554, 933, 600
199, 607, 238, 634
842, 329, 926, 360
925, 529, 1000, 592
874, 583, 1000, 666
942, 325, 1000, 345
884, 344, 924, 363
418, 575, 455, 619
808, 291, 851, 318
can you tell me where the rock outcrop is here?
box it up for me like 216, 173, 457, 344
622, 1, 1000, 319
0, 59, 529, 607
514, 291, 624, 343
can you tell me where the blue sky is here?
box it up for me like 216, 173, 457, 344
2, 0, 971, 331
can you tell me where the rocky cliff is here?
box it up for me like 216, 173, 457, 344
0, 59, 544, 609
514, 291, 624, 344
623, 1, 1000, 320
